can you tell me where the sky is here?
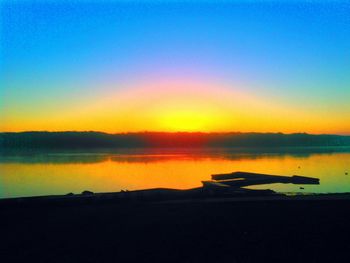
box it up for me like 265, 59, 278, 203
1, 0, 350, 134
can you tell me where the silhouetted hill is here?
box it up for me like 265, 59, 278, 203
0, 132, 350, 149
1, 131, 350, 149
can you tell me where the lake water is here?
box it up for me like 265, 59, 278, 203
1, 148, 350, 198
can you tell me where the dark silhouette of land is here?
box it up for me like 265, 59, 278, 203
1, 131, 350, 149
1, 191, 350, 262
1, 169, 350, 263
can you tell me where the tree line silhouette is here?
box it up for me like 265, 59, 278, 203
1, 131, 350, 149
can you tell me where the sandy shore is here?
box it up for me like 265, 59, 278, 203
1, 191, 350, 263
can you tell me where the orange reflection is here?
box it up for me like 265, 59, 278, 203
1, 151, 350, 198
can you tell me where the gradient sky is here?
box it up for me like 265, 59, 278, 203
1, 0, 350, 134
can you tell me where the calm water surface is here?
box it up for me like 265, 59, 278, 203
1, 148, 350, 198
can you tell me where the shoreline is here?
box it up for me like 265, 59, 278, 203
2, 187, 350, 208
3, 171, 350, 262
2, 190, 350, 262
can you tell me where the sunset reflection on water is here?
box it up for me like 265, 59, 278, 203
1, 149, 349, 198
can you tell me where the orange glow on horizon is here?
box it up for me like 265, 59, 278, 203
1, 79, 350, 134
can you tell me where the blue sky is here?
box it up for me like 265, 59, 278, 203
1, 1, 350, 133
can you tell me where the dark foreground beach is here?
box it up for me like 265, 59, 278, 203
1, 191, 350, 263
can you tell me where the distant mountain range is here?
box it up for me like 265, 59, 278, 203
1, 131, 350, 149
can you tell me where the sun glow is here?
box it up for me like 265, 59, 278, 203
2, 78, 349, 134
158, 109, 214, 132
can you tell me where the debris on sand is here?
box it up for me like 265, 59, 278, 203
82, 190, 94, 195
202, 171, 319, 191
